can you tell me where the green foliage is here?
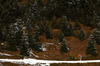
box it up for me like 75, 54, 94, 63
86, 40, 98, 56
51, 16, 57, 29
59, 33, 64, 42
28, 34, 42, 52
79, 28, 86, 41
94, 29, 100, 45
0, 25, 7, 42
7, 24, 18, 51
45, 26, 53, 39
74, 21, 81, 30
60, 39, 69, 52
20, 32, 30, 56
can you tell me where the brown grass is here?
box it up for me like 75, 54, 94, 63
0, 22, 100, 66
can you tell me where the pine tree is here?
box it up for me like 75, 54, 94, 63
68, 23, 74, 35
34, 32, 40, 42
74, 21, 81, 30
51, 16, 57, 29
60, 39, 69, 52
0, 25, 7, 42
59, 33, 64, 42
20, 32, 30, 56
28, 34, 42, 52
61, 17, 74, 36
34, 42, 42, 52
15, 30, 23, 48
7, 23, 18, 51
46, 0, 57, 19
97, 22, 100, 30
61, 19, 69, 36
0, 0, 20, 24
20, 43, 30, 56
34, 25, 41, 36
32, 1, 39, 21
86, 40, 98, 56
94, 29, 100, 45
0, 26, 3, 41
79, 28, 86, 41
45, 28, 53, 39
62, 25, 74, 36
39, 22, 45, 35
60, 18, 66, 29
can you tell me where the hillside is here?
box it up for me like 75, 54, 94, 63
0, 23, 100, 61
0, 0, 100, 66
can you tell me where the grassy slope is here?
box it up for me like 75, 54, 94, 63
0, 23, 100, 61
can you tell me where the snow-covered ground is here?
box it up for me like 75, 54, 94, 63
0, 52, 12, 56
0, 58, 100, 66
29, 50, 39, 58
0, 52, 100, 66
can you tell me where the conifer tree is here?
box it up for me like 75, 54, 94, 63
86, 40, 98, 56
60, 18, 67, 29
62, 25, 74, 36
59, 33, 64, 42
51, 16, 57, 29
61, 19, 69, 36
39, 22, 45, 35
15, 30, 23, 48
34, 25, 41, 36
74, 21, 81, 30
20, 43, 30, 56
97, 22, 100, 30
60, 39, 69, 52
7, 23, 18, 51
28, 33, 42, 52
20, 32, 30, 56
0, 26, 7, 42
34, 32, 40, 42
61, 17, 74, 36
68, 23, 74, 35
46, 0, 57, 19
79, 28, 86, 41
94, 29, 100, 45
0, 0, 20, 25
32, 1, 39, 21
0, 25, 3, 41
45, 28, 53, 39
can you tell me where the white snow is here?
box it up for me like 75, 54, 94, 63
42, 43, 53, 45
0, 58, 100, 66
29, 49, 39, 58
42, 43, 54, 48
1, 43, 4, 45
22, 27, 26, 30
0, 52, 12, 56
40, 47, 47, 52
29, 51, 39, 58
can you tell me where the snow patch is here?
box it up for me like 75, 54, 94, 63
29, 50, 39, 58
41, 47, 47, 51
0, 52, 12, 56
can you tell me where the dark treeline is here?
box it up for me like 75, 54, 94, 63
0, 0, 100, 26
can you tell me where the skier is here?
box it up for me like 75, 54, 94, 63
79, 55, 82, 61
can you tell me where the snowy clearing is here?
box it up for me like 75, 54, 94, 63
0, 59, 100, 66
